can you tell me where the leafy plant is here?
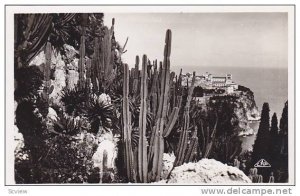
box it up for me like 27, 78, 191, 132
15, 65, 44, 102
60, 86, 90, 116
86, 94, 118, 134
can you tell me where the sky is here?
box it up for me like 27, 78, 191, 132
103, 13, 288, 69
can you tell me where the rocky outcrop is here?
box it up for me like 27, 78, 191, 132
164, 159, 251, 184
161, 153, 176, 180
235, 87, 260, 136
29, 44, 81, 104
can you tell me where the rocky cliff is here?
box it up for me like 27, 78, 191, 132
235, 86, 260, 136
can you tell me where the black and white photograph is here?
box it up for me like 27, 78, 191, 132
4, 5, 295, 187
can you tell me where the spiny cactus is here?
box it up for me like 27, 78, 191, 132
148, 29, 177, 182
132, 55, 140, 96
92, 36, 101, 92
78, 14, 88, 90
174, 71, 196, 167
122, 63, 137, 182
86, 58, 92, 91
137, 55, 148, 183
42, 41, 54, 102
184, 125, 199, 163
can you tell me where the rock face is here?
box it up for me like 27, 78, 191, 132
234, 87, 260, 136
166, 159, 251, 184
29, 44, 80, 104
161, 153, 176, 180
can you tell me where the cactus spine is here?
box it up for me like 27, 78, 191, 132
138, 55, 148, 183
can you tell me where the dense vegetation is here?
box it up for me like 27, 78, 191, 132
14, 13, 289, 184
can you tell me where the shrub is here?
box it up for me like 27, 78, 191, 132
15, 65, 44, 101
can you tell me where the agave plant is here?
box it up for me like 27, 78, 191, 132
86, 94, 118, 134
52, 113, 90, 136
60, 86, 89, 116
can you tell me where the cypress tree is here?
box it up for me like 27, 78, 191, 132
270, 113, 279, 156
278, 101, 288, 182
269, 113, 280, 181
251, 103, 270, 181
252, 103, 270, 164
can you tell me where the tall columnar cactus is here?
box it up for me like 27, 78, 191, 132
42, 41, 54, 102
184, 125, 199, 163
150, 60, 159, 118
123, 63, 137, 182
148, 29, 181, 182
132, 55, 140, 96
174, 71, 196, 167
86, 58, 92, 91
138, 55, 148, 183
101, 18, 115, 90
92, 36, 101, 92
78, 14, 88, 90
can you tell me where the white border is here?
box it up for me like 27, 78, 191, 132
3, 3, 296, 190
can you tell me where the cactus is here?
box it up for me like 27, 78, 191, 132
269, 172, 275, 183
78, 14, 88, 90
184, 125, 199, 163
198, 114, 218, 159
42, 41, 54, 102
137, 55, 148, 183
92, 36, 101, 92
251, 168, 259, 183
174, 72, 196, 167
132, 55, 140, 96
147, 29, 175, 182
101, 18, 115, 91
150, 61, 159, 118
122, 63, 137, 182
86, 58, 92, 91
258, 175, 263, 183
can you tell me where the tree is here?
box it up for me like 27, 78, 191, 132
251, 102, 271, 181
269, 112, 280, 181
270, 113, 280, 157
277, 101, 288, 182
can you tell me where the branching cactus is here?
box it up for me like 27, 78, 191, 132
174, 72, 196, 167
148, 29, 182, 182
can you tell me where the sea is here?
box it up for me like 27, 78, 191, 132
171, 66, 288, 152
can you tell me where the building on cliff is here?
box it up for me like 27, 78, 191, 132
182, 72, 238, 94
